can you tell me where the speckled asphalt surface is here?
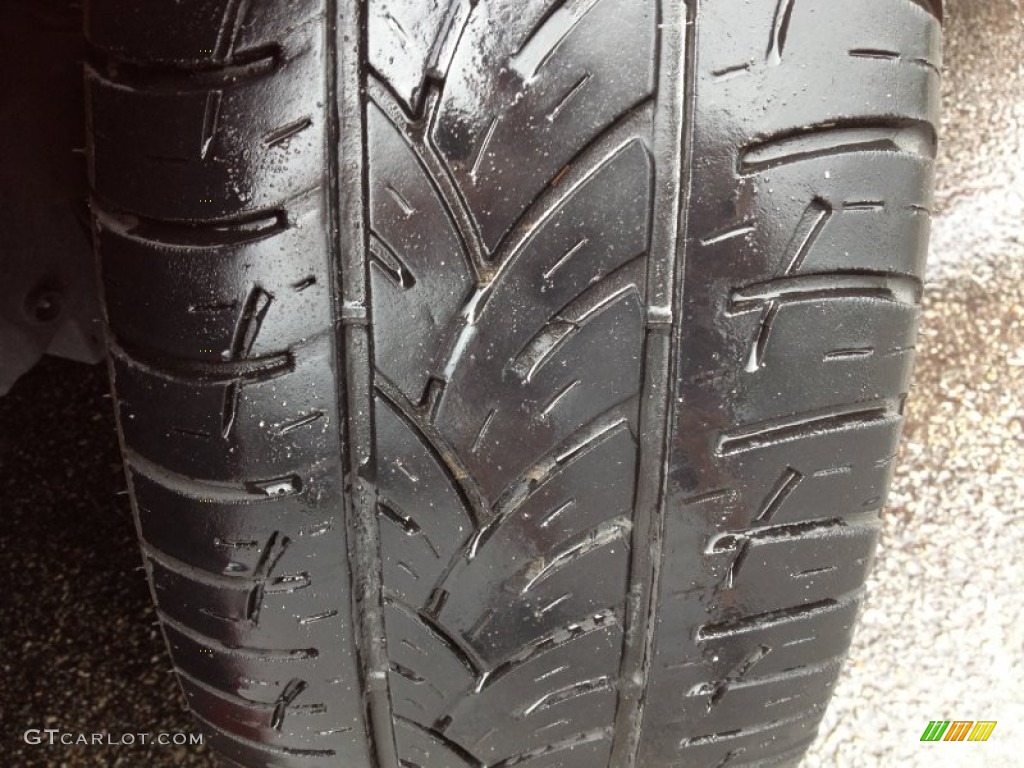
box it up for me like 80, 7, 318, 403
1, 2, 1020, 766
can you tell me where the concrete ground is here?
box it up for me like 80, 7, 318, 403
1, 1, 1020, 766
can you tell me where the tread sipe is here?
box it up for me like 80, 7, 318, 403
87, 1, 941, 766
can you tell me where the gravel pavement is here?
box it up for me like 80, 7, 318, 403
1, 1, 1020, 766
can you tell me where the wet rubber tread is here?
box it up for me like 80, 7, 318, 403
87, 0, 941, 766
633, 1, 939, 765
89, 3, 372, 766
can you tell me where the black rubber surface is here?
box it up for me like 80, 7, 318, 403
85, 1, 942, 767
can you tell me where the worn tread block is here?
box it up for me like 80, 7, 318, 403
98, 199, 330, 363
680, 662, 843, 743
431, 0, 657, 252
86, 0, 325, 66
636, 0, 939, 763
375, 396, 474, 608
112, 335, 336, 480
384, 601, 476, 727
131, 470, 332, 573
394, 718, 476, 768
178, 673, 336, 753
367, 0, 471, 115
368, 102, 475, 403
87, 24, 324, 221
698, 522, 880, 627
148, 550, 351, 648
445, 622, 623, 763
434, 139, 652, 504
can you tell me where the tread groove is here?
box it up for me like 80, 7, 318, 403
124, 448, 302, 502
610, 1, 695, 763
158, 610, 317, 660
375, 376, 488, 527
191, 710, 335, 758
717, 400, 899, 456
697, 599, 843, 643
767, 0, 796, 65
85, 45, 282, 93
680, 707, 824, 750
731, 272, 923, 308
739, 120, 937, 174
109, 337, 294, 387
367, 77, 489, 280
94, 202, 291, 248
491, 728, 613, 768
386, 594, 482, 678
395, 717, 483, 768
327, 0, 401, 765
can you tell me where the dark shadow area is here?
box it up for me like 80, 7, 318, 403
1, 359, 213, 766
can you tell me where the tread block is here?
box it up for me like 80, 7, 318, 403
433, 425, 636, 660
159, 617, 366, 763
376, 396, 474, 608
99, 197, 331, 362
646, 595, 860, 722
435, 139, 651, 504
432, 0, 657, 251
729, 298, 918, 424
149, 550, 351, 649
703, 522, 878, 640
437, 524, 631, 666
700, 0, 939, 148
706, 418, 905, 534
86, 0, 324, 66
384, 601, 476, 728
179, 671, 335, 751
87, 25, 324, 220
672, 711, 823, 767
367, 0, 471, 114
132, 470, 333, 575
112, 334, 337, 480
446, 621, 622, 763
368, 102, 475, 403
394, 718, 476, 768
681, 662, 842, 742
494, 735, 613, 768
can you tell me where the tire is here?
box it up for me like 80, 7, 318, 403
86, 1, 941, 766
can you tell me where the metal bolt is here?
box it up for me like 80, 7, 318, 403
26, 288, 62, 324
